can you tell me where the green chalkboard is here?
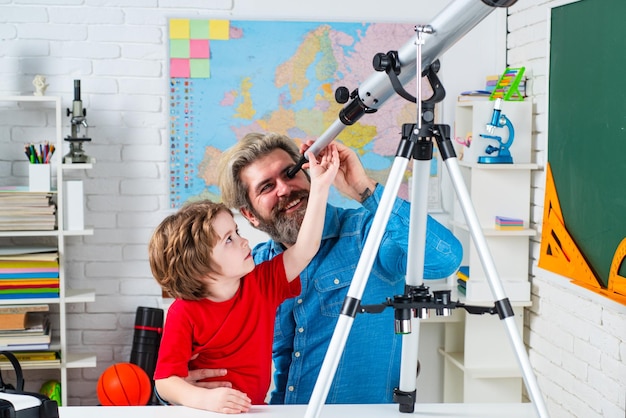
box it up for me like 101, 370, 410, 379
548, 0, 626, 286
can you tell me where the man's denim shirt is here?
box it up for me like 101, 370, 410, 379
252, 184, 462, 405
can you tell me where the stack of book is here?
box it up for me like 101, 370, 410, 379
0, 186, 56, 231
495, 216, 524, 231
0, 304, 53, 351
0, 246, 60, 300
456, 266, 469, 295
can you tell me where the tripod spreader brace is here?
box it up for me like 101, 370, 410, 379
358, 284, 515, 333
358, 284, 514, 413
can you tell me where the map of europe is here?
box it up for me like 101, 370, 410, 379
169, 19, 440, 209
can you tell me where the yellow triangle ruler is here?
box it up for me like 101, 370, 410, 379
539, 164, 626, 304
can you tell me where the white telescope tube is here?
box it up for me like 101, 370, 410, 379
301, 0, 515, 159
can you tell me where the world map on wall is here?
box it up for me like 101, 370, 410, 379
169, 19, 441, 210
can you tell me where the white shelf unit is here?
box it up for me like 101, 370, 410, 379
451, 162, 538, 302
440, 99, 536, 403
0, 96, 96, 406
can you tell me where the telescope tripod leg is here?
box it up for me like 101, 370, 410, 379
304, 142, 414, 418
434, 129, 550, 418
395, 136, 434, 413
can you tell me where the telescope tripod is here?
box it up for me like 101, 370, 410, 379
303, 27, 549, 418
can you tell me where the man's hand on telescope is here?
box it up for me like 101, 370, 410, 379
300, 140, 377, 204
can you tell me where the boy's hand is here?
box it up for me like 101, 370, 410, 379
304, 143, 339, 188
156, 374, 250, 414
301, 140, 376, 203
192, 387, 251, 414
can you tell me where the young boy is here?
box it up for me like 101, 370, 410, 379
149, 145, 339, 414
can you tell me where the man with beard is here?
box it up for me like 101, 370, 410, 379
186, 132, 462, 405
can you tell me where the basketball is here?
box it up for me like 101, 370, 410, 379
96, 362, 152, 406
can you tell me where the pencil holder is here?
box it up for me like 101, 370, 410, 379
28, 164, 51, 192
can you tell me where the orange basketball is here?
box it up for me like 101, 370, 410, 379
97, 362, 152, 406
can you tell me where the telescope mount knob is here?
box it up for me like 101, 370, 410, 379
335, 86, 350, 104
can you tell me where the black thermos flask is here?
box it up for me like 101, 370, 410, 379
130, 306, 164, 404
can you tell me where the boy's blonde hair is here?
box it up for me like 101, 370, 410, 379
148, 200, 232, 300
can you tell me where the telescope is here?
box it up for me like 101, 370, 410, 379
287, 0, 518, 178
301, 1, 550, 418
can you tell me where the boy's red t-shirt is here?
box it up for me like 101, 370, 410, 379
154, 253, 301, 404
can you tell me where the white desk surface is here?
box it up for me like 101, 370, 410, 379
59, 403, 538, 417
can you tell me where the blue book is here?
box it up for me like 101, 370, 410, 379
0, 293, 59, 300
0, 273, 59, 279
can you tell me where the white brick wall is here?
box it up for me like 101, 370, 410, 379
1, 0, 624, 414
508, 1, 626, 417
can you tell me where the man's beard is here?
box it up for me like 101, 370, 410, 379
249, 191, 308, 246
